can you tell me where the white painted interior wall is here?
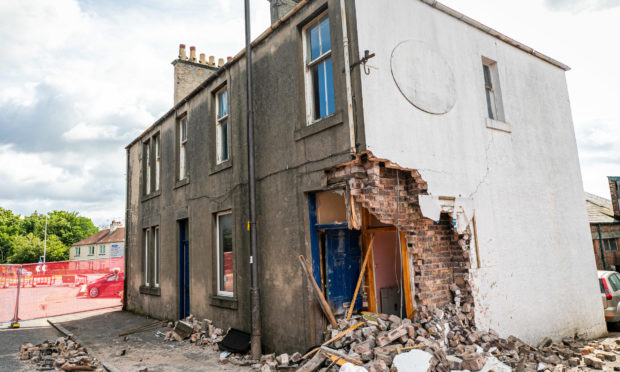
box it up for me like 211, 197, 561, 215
353, 0, 606, 342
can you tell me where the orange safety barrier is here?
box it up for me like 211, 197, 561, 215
0, 257, 124, 322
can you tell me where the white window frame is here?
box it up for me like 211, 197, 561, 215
604, 238, 619, 253
216, 86, 229, 164
481, 57, 505, 122
88, 246, 95, 256
302, 10, 334, 125
154, 135, 160, 191
75, 246, 80, 257
178, 116, 188, 180
144, 228, 150, 286
145, 140, 151, 195
216, 211, 233, 297
154, 227, 160, 287
99, 244, 106, 255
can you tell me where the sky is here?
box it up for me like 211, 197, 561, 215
0, 0, 618, 227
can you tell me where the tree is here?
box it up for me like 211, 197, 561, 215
0, 207, 24, 263
7, 233, 69, 264
23, 210, 98, 247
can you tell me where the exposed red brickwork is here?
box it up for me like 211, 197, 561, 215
590, 223, 620, 270
325, 154, 473, 312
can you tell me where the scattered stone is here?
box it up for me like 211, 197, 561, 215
173, 320, 193, 339
461, 353, 486, 371
584, 355, 603, 369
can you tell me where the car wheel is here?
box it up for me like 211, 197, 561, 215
89, 287, 99, 298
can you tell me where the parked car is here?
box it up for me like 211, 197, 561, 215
77, 271, 124, 298
598, 270, 620, 322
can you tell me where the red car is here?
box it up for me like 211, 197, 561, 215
77, 272, 124, 298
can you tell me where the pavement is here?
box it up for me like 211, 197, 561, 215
2, 309, 251, 372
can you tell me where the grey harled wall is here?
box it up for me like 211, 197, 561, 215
125, 0, 366, 353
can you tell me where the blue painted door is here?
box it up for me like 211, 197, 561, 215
325, 229, 362, 315
179, 219, 190, 319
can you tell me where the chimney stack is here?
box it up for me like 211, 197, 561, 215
267, 0, 302, 24
172, 43, 223, 105
218, 58, 225, 67
609, 177, 620, 218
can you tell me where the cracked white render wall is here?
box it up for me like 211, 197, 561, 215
353, 0, 606, 343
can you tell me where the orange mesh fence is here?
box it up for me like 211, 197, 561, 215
0, 257, 124, 322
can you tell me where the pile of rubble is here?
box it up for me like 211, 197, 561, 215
18, 336, 103, 371
162, 313, 225, 346
250, 299, 619, 372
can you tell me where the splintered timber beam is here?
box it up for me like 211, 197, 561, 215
346, 234, 375, 321
301, 322, 364, 360
298, 255, 338, 328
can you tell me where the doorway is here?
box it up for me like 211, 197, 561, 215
178, 219, 190, 319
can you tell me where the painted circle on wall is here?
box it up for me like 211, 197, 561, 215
390, 40, 456, 115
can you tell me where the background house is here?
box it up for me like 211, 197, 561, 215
71, 221, 125, 261
587, 177, 620, 270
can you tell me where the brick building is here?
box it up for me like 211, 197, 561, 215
587, 177, 620, 271
124, 0, 605, 353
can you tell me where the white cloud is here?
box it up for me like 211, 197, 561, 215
63, 123, 121, 141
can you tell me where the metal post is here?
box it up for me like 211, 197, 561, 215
598, 224, 607, 270
11, 265, 22, 328
43, 215, 48, 263
244, 0, 262, 359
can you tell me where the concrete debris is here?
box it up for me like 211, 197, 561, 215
392, 349, 433, 372
18, 337, 103, 371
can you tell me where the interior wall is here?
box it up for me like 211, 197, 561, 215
372, 232, 402, 314
316, 191, 347, 224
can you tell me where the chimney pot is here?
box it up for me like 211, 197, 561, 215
218, 58, 224, 67
199, 53, 206, 64
179, 44, 187, 60
227, 56, 232, 61
209, 56, 215, 66
189, 46, 197, 62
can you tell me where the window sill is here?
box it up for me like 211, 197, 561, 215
210, 295, 238, 309
209, 159, 233, 175
174, 178, 190, 190
140, 285, 161, 296
295, 112, 343, 141
142, 190, 161, 202
485, 117, 511, 133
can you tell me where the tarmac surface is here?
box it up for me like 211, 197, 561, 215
2, 309, 251, 372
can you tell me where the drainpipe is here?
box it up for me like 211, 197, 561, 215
340, 0, 356, 154
244, 0, 262, 359
598, 224, 607, 270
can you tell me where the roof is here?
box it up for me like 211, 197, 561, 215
127, 0, 569, 149
72, 227, 125, 246
585, 192, 619, 224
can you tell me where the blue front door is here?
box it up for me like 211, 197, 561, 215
325, 229, 362, 315
179, 219, 190, 319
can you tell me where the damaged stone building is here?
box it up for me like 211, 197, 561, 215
124, 0, 606, 353
587, 177, 620, 270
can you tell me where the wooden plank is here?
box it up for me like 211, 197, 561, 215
118, 320, 163, 337
346, 235, 375, 320
364, 232, 377, 313
320, 346, 362, 365
400, 231, 415, 319
301, 321, 364, 360
299, 255, 338, 328
322, 352, 348, 367
472, 215, 481, 269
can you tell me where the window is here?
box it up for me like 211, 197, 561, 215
604, 238, 619, 253
75, 247, 80, 257
88, 246, 95, 256
216, 87, 229, 164
154, 134, 161, 191
481, 58, 504, 122
99, 245, 106, 255
154, 227, 160, 287
178, 116, 188, 180
217, 211, 233, 296
304, 12, 335, 123
609, 273, 620, 292
144, 228, 150, 286
144, 140, 151, 195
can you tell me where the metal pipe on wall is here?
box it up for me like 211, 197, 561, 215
598, 224, 607, 270
340, 0, 356, 154
244, 0, 262, 359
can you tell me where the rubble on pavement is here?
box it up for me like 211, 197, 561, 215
18, 335, 103, 371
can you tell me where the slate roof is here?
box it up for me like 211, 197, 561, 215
585, 192, 619, 224
72, 227, 125, 246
